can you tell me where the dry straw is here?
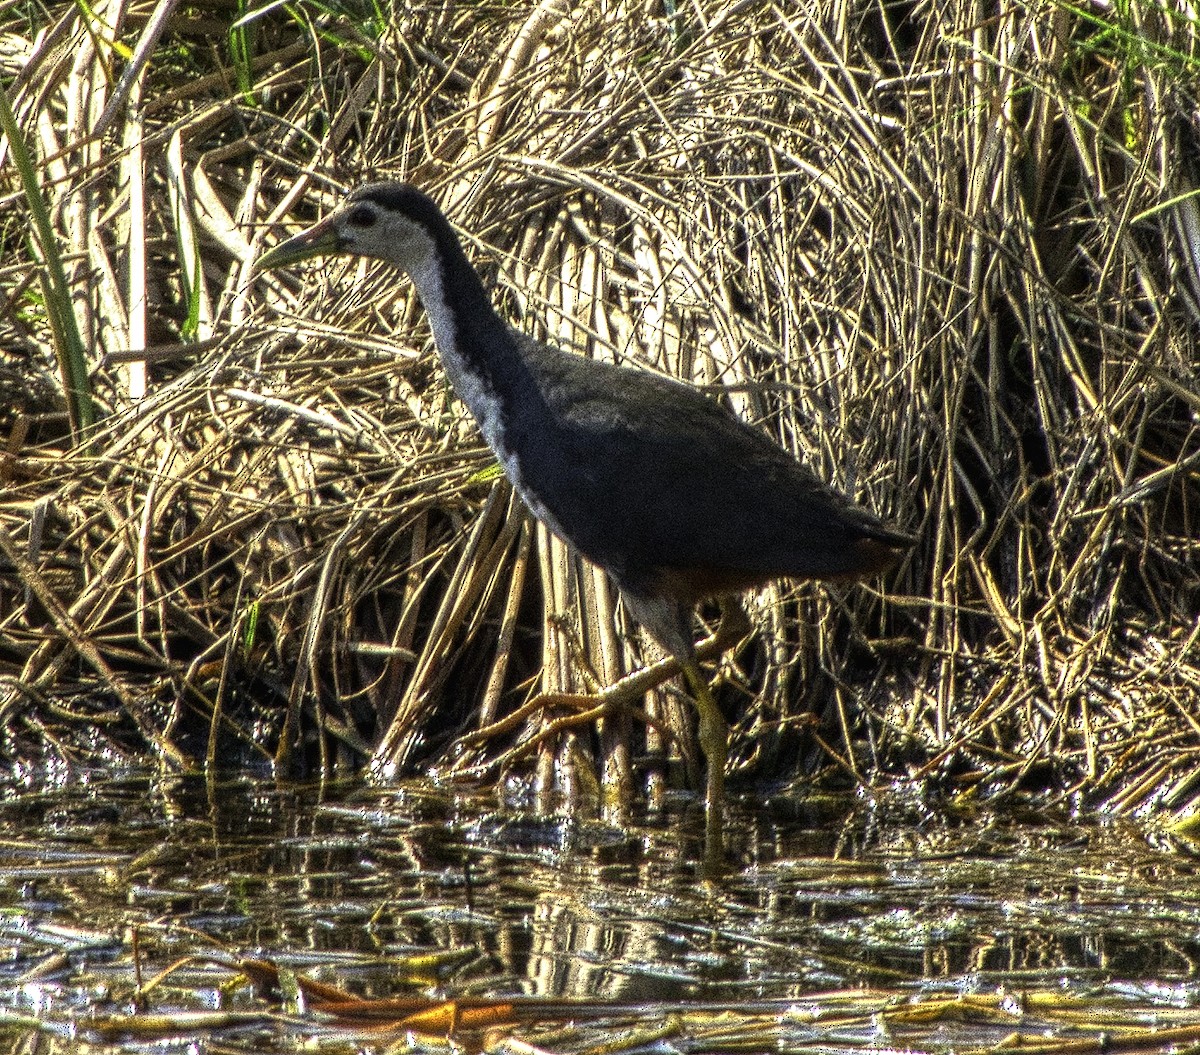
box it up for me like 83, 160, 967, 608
0, 0, 1197, 816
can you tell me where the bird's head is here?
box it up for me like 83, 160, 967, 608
255, 182, 443, 275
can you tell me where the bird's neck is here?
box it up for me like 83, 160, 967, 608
405, 225, 534, 438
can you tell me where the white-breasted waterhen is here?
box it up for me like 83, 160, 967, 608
256, 182, 913, 865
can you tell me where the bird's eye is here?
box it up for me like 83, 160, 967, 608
346, 205, 375, 228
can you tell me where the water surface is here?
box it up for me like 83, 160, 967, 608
2, 770, 1198, 1052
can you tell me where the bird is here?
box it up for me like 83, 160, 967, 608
255, 181, 913, 866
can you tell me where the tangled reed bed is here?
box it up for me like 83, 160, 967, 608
0, 0, 1197, 815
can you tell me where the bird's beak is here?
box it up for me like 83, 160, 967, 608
254, 214, 343, 273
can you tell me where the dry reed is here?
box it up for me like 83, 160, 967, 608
0, 0, 1197, 816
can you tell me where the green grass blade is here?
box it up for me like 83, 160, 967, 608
0, 84, 97, 444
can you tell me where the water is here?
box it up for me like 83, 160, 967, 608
1, 770, 1199, 1052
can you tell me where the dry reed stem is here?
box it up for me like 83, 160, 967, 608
0, 0, 1197, 815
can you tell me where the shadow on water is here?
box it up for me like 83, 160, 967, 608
2, 768, 1200, 1052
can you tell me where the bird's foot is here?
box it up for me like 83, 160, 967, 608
450, 678, 671, 779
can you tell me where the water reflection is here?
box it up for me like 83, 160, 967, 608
2, 769, 1200, 1042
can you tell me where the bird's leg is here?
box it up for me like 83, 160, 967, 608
460, 610, 746, 750
674, 597, 752, 874
458, 657, 678, 750
453, 600, 751, 855
454, 679, 674, 775
681, 658, 726, 873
